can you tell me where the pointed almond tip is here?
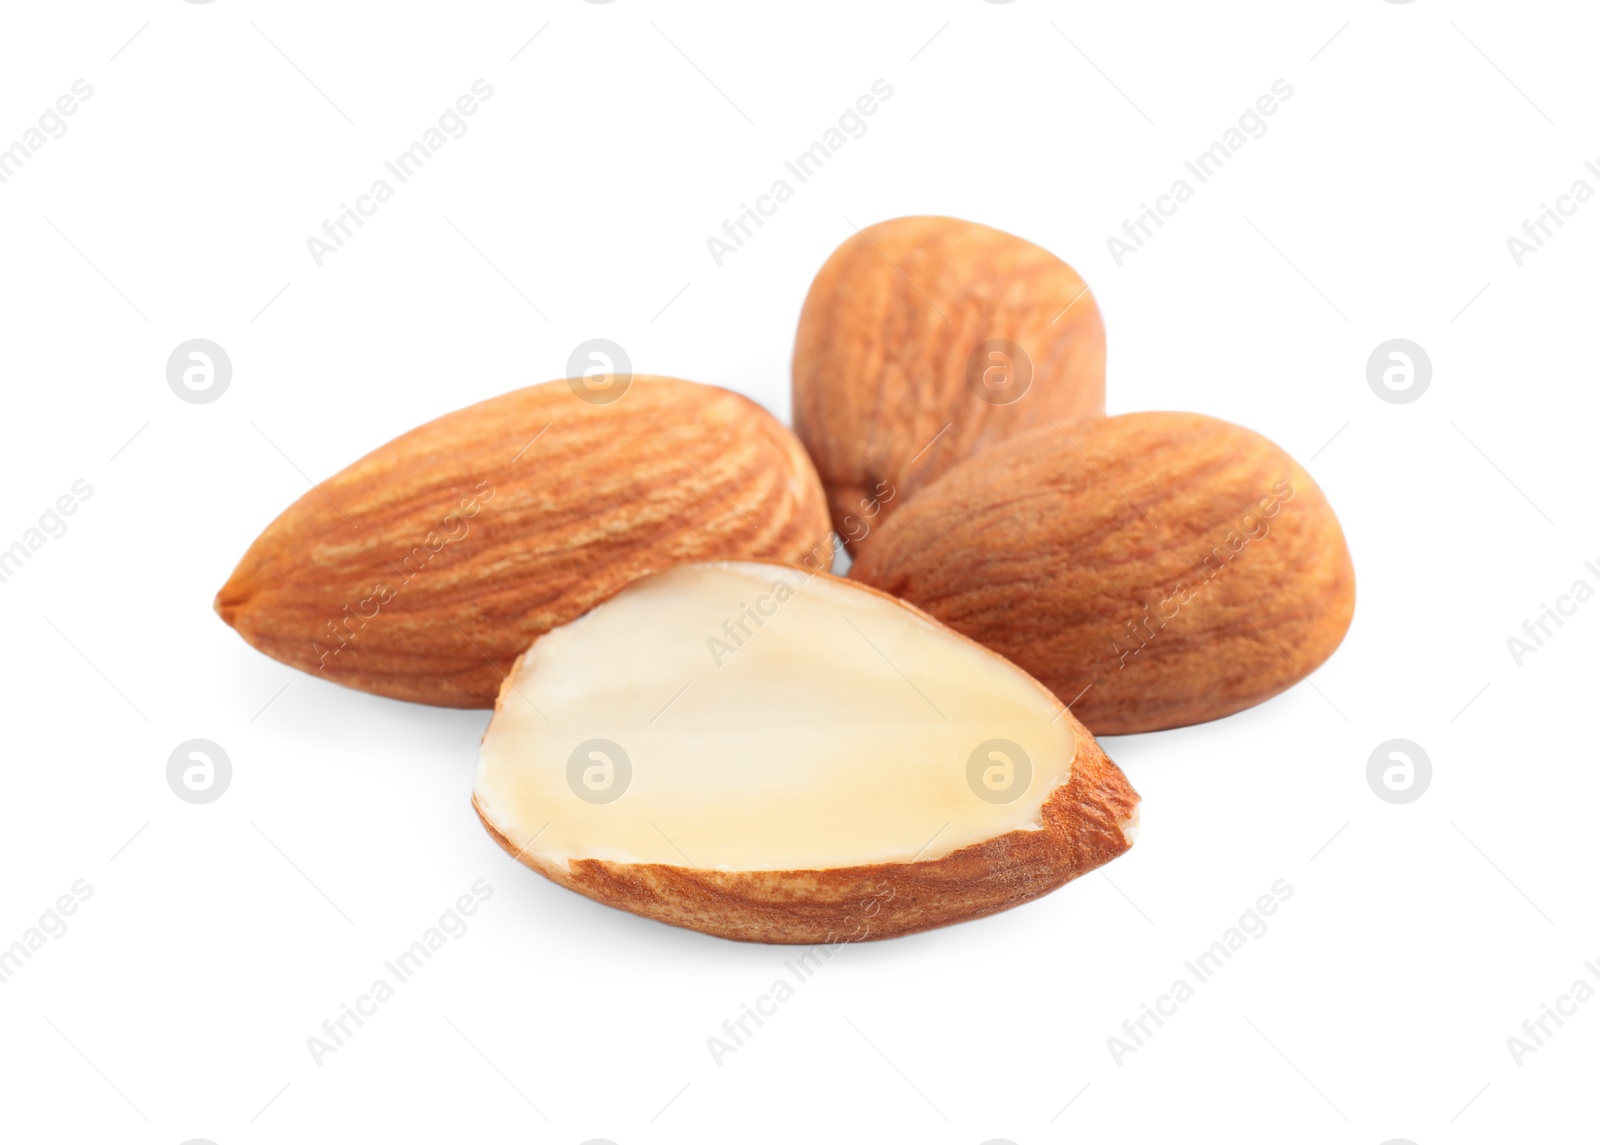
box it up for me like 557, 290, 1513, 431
213, 580, 243, 628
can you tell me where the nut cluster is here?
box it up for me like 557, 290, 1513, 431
213, 214, 1354, 942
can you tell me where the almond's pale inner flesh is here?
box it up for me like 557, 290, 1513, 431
473, 561, 1075, 872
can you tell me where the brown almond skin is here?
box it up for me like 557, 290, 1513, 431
792, 216, 1106, 547
849, 412, 1356, 735
475, 737, 1137, 944
215, 377, 832, 707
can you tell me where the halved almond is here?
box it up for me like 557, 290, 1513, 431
473, 561, 1139, 943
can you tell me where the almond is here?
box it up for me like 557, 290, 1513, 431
472, 561, 1139, 943
849, 412, 1355, 734
792, 215, 1105, 546
216, 378, 832, 707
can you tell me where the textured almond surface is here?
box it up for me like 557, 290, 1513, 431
474, 562, 1138, 943
215, 378, 832, 707
850, 412, 1356, 734
792, 215, 1105, 546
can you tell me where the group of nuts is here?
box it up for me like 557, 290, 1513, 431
797, 217, 1355, 736
217, 216, 1354, 943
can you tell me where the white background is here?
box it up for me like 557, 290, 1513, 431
0, 1, 1595, 1142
